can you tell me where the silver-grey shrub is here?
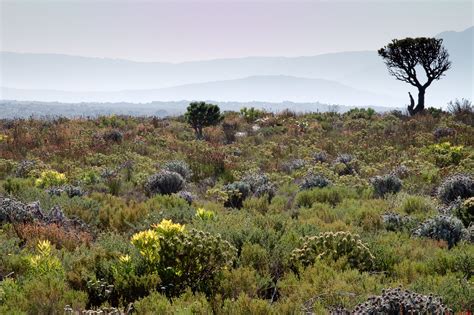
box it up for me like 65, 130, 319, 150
145, 170, 184, 196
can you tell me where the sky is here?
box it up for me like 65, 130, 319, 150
0, 0, 472, 63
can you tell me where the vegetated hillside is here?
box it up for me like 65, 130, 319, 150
0, 106, 473, 313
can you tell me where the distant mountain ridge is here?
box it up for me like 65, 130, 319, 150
1, 26, 472, 106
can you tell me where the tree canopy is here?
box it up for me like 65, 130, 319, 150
378, 37, 451, 115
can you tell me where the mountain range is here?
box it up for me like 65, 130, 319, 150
1, 26, 472, 107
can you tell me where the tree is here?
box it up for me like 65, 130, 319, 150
184, 102, 222, 139
378, 37, 451, 115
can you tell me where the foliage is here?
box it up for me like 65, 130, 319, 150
35, 170, 67, 188
163, 160, 193, 181
452, 197, 474, 228
291, 231, 374, 271
0, 109, 473, 312
333, 154, 358, 175
184, 101, 222, 139
437, 174, 474, 204
370, 174, 402, 197
352, 287, 452, 314
300, 173, 331, 190
144, 170, 184, 196
424, 142, 463, 167
413, 215, 468, 248
129, 221, 236, 297
223, 181, 251, 209
196, 208, 216, 220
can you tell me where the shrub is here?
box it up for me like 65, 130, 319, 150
27, 240, 64, 277
223, 181, 251, 209
144, 170, 184, 196
177, 190, 194, 205
102, 130, 123, 143
370, 174, 402, 197
352, 287, 451, 314
448, 98, 473, 125
433, 127, 455, 140
333, 154, 358, 176
299, 174, 331, 191
15, 160, 36, 178
437, 174, 474, 204
129, 221, 236, 297
424, 142, 463, 167
185, 102, 222, 139
240, 107, 266, 123
413, 215, 468, 248
291, 231, 374, 271
195, 208, 216, 221
35, 170, 67, 188
398, 195, 434, 214
281, 159, 306, 173
163, 160, 193, 181
241, 172, 276, 200
47, 185, 84, 198
313, 151, 329, 163
295, 186, 347, 207
452, 197, 474, 228
15, 223, 92, 251
382, 212, 412, 231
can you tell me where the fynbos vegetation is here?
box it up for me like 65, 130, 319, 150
0, 103, 473, 314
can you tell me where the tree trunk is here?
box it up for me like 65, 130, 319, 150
407, 88, 426, 116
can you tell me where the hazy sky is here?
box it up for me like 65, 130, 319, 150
1, 0, 472, 62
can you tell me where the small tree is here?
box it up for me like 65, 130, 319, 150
184, 102, 222, 139
378, 37, 451, 115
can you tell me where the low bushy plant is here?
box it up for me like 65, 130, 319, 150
370, 174, 402, 197
35, 170, 67, 188
424, 142, 463, 167
413, 215, 468, 248
291, 231, 374, 271
333, 154, 358, 176
163, 160, 193, 181
223, 181, 251, 209
129, 220, 236, 297
144, 170, 184, 196
300, 174, 331, 190
352, 287, 451, 314
452, 197, 474, 228
437, 174, 474, 204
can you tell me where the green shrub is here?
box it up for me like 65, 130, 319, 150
129, 220, 237, 297
295, 186, 350, 207
424, 142, 463, 167
35, 170, 67, 188
399, 195, 434, 214
291, 231, 374, 271
223, 181, 251, 209
453, 197, 473, 228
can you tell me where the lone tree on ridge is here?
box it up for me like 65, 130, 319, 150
378, 37, 451, 115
